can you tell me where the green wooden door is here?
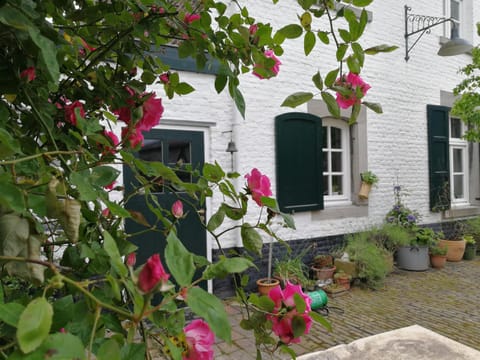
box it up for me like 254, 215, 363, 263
124, 129, 206, 290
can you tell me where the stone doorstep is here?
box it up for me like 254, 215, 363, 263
297, 325, 480, 360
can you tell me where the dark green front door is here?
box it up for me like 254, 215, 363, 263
124, 129, 206, 290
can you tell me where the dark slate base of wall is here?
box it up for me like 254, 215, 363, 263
212, 233, 345, 299
212, 221, 461, 299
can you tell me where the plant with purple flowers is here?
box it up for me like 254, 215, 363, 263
385, 185, 420, 229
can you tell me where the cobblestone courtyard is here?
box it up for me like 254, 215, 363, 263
214, 258, 480, 359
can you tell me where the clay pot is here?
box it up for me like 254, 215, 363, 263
311, 265, 336, 281
430, 254, 447, 269
256, 278, 280, 296
439, 239, 466, 262
334, 276, 351, 290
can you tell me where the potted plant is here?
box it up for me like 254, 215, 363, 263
334, 270, 352, 290
396, 227, 438, 271
439, 221, 466, 262
429, 243, 448, 269
273, 248, 311, 289
256, 239, 280, 296
311, 254, 336, 282
358, 170, 379, 199
463, 235, 476, 260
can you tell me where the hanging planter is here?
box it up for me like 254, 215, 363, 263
358, 170, 378, 199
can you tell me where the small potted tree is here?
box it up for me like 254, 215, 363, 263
358, 170, 379, 199
463, 235, 476, 260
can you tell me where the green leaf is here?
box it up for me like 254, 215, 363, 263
241, 223, 263, 256
203, 162, 225, 183
281, 92, 314, 108
17, 297, 53, 353
349, 103, 362, 124
336, 43, 348, 61
165, 231, 195, 287
338, 29, 351, 42
278, 24, 303, 39
207, 207, 225, 232
121, 343, 146, 360
304, 30, 316, 56
223, 204, 246, 220
215, 75, 228, 93
0, 302, 25, 327
292, 315, 306, 339
91, 166, 120, 188
103, 230, 128, 277
97, 339, 121, 360
346, 55, 361, 74
203, 257, 255, 279
293, 293, 306, 314
317, 31, 329, 44
363, 101, 383, 114
0, 181, 25, 213
352, 0, 373, 6
281, 212, 296, 229
324, 68, 339, 87
70, 171, 98, 201
175, 82, 195, 95
186, 287, 231, 342
321, 91, 340, 118
230, 82, 246, 118
104, 200, 132, 218
312, 71, 323, 90
309, 311, 332, 331
261, 197, 279, 211
27, 28, 59, 85
364, 44, 399, 55
0, 128, 21, 156
351, 42, 365, 66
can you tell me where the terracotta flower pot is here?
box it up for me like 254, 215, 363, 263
430, 254, 447, 269
335, 276, 351, 290
311, 266, 336, 281
256, 278, 280, 296
439, 239, 466, 262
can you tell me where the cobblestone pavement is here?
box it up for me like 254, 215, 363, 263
213, 258, 480, 359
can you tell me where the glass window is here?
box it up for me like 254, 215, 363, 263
449, 116, 468, 205
322, 119, 350, 200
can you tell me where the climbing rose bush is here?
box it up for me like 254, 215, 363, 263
253, 49, 282, 79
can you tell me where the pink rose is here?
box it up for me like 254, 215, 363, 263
136, 93, 163, 132
126, 252, 136, 267
245, 168, 272, 206
121, 126, 144, 148
267, 282, 312, 344
137, 254, 170, 293
252, 50, 281, 79
20, 67, 36, 82
171, 200, 183, 219
103, 130, 119, 154
183, 319, 215, 360
159, 72, 170, 84
184, 13, 201, 24
335, 72, 371, 109
64, 100, 85, 126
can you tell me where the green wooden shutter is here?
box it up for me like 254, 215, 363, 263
275, 112, 323, 213
427, 105, 450, 211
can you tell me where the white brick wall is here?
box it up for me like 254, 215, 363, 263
119, 0, 480, 249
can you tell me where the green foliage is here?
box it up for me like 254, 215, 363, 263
360, 170, 378, 185
0, 0, 382, 358
429, 245, 447, 256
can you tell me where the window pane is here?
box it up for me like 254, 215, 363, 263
322, 151, 329, 171
453, 148, 463, 172
139, 139, 164, 193
331, 127, 342, 149
168, 141, 191, 165
322, 126, 328, 148
331, 151, 342, 172
451, 0, 460, 21
323, 176, 329, 195
332, 176, 343, 195
453, 174, 464, 199
450, 118, 462, 138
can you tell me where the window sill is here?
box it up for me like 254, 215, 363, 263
443, 206, 480, 219
312, 203, 368, 221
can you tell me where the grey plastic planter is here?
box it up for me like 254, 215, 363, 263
396, 246, 430, 271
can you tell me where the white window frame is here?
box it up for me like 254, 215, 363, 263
444, 0, 463, 37
449, 116, 469, 207
322, 118, 351, 205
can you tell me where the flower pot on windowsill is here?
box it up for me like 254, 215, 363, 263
358, 181, 372, 199
256, 278, 280, 296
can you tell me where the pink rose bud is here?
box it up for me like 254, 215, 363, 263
171, 200, 183, 219
126, 252, 136, 267
159, 72, 170, 84
184, 13, 201, 24
20, 67, 36, 82
137, 254, 170, 293
249, 24, 258, 35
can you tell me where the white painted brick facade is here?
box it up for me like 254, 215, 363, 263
119, 1, 480, 249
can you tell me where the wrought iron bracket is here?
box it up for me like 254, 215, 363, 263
404, 5, 453, 61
